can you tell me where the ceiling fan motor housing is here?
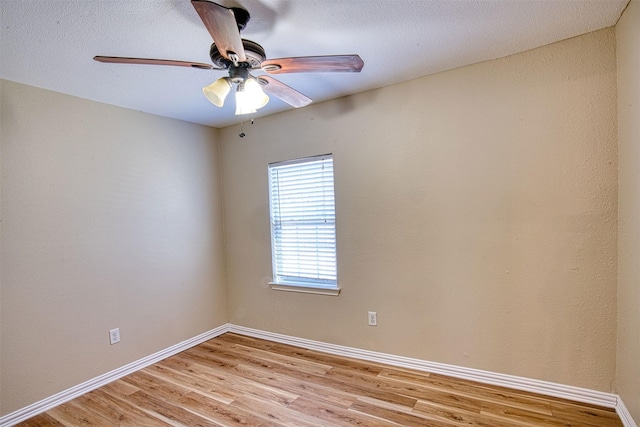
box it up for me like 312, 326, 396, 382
209, 39, 266, 69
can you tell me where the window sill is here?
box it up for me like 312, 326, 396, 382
269, 283, 341, 296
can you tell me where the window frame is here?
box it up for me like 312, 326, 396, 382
267, 154, 340, 296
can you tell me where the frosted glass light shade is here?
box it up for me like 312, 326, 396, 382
235, 90, 257, 115
235, 78, 269, 115
244, 78, 269, 109
203, 78, 232, 107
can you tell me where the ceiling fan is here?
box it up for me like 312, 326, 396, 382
94, 0, 364, 115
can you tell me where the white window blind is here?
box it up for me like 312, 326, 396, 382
268, 154, 337, 289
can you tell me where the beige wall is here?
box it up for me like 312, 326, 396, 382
220, 29, 618, 392
616, 0, 640, 421
0, 80, 228, 415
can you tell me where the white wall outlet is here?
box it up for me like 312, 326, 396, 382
109, 328, 120, 345
368, 311, 378, 326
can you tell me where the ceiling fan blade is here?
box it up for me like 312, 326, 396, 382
258, 76, 311, 108
261, 55, 364, 74
94, 56, 214, 70
191, 0, 246, 62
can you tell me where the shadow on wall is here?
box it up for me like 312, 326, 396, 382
314, 88, 379, 121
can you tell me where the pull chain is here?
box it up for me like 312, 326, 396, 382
238, 118, 255, 138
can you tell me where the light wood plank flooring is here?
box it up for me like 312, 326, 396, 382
16, 333, 623, 426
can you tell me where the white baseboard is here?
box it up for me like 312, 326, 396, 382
227, 325, 619, 408
229, 325, 640, 426
0, 324, 230, 427
617, 397, 639, 427
3, 323, 636, 427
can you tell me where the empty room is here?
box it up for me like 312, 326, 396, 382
1, 0, 639, 426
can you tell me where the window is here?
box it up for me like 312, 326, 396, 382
268, 154, 339, 295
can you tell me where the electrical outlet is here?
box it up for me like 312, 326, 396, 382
109, 328, 120, 345
368, 311, 377, 326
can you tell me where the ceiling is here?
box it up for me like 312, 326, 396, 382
0, 0, 629, 129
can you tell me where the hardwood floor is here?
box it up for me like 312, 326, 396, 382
16, 333, 623, 426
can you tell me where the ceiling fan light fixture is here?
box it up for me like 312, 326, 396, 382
203, 77, 232, 107
235, 77, 269, 115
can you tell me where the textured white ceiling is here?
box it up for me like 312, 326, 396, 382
0, 0, 629, 128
